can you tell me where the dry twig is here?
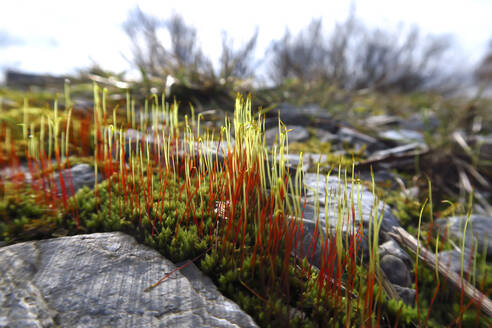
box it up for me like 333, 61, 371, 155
389, 226, 492, 318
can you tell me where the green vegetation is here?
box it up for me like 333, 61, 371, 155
0, 86, 491, 327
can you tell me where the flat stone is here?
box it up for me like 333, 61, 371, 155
0, 232, 258, 328
265, 125, 309, 146
289, 173, 400, 268
264, 103, 337, 131
301, 173, 400, 234
364, 115, 400, 128
435, 215, 492, 257
380, 254, 412, 288
467, 134, 492, 162
379, 129, 425, 144
369, 143, 428, 161
438, 250, 475, 276
283, 153, 328, 172
53, 163, 103, 197
0, 97, 17, 108
379, 239, 413, 267
399, 114, 440, 131
393, 285, 416, 306
337, 127, 385, 153
316, 130, 340, 143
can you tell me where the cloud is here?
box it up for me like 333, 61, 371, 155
0, 30, 23, 48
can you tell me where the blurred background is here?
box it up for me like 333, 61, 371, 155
2, 0, 492, 210
1, 0, 491, 95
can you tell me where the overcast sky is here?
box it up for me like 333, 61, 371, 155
0, 0, 491, 81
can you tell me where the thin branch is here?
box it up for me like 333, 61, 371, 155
389, 226, 492, 318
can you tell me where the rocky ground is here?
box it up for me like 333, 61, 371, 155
1, 85, 491, 327
0, 232, 258, 328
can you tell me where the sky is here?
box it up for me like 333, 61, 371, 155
0, 0, 491, 82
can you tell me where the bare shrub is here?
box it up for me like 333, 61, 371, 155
268, 19, 329, 84
219, 29, 258, 80
267, 13, 456, 93
475, 39, 492, 87
124, 7, 259, 87
351, 26, 454, 92
165, 13, 213, 78
123, 7, 213, 85
123, 7, 167, 80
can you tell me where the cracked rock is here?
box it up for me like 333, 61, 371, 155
0, 232, 258, 328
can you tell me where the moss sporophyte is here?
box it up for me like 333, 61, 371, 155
0, 86, 490, 327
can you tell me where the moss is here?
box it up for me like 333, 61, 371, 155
0, 185, 58, 242
2, 87, 491, 327
288, 138, 357, 167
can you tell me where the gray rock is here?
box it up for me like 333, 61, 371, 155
264, 103, 337, 131
468, 134, 492, 162
0, 245, 56, 328
314, 129, 338, 143
380, 254, 412, 288
337, 127, 386, 153
338, 127, 379, 145
301, 173, 400, 234
358, 170, 400, 190
265, 125, 309, 146
72, 98, 94, 110
289, 173, 400, 268
110, 127, 234, 168
379, 129, 425, 144
0, 165, 32, 183
435, 215, 492, 257
290, 218, 324, 269
379, 239, 413, 268
0, 232, 258, 328
282, 153, 328, 172
399, 114, 440, 131
268, 103, 331, 120
364, 115, 400, 128
0, 97, 17, 108
0, 162, 100, 197
53, 163, 103, 197
393, 285, 416, 306
369, 143, 428, 161
5, 70, 65, 90
438, 250, 475, 276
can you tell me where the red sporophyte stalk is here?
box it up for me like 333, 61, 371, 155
425, 280, 440, 326
64, 157, 79, 229
38, 151, 51, 206
54, 148, 68, 211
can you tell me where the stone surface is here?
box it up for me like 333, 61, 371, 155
380, 254, 412, 288
393, 285, 416, 306
0, 163, 102, 198
435, 215, 492, 257
5, 70, 65, 90
468, 134, 492, 162
314, 126, 386, 154
379, 129, 425, 144
438, 250, 475, 276
364, 115, 400, 128
264, 103, 337, 132
288, 173, 401, 273
0, 97, 17, 108
282, 153, 328, 172
379, 239, 413, 267
53, 163, 103, 197
399, 114, 440, 131
368, 143, 428, 161
301, 173, 400, 234
265, 125, 309, 146
0, 232, 258, 328
290, 221, 324, 269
